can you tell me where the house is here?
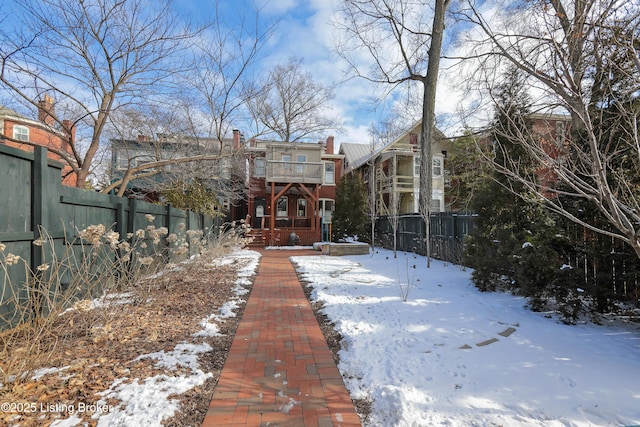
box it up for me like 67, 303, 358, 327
0, 95, 77, 186
246, 136, 343, 246
340, 120, 449, 216
466, 112, 572, 201
110, 130, 246, 220
529, 113, 572, 192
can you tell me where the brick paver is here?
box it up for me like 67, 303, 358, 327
202, 249, 361, 427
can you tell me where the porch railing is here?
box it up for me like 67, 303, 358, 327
267, 161, 323, 184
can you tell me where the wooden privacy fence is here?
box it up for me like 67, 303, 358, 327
375, 213, 477, 263
376, 212, 639, 305
0, 144, 221, 328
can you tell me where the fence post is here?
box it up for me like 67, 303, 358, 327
127, 198, 138, 235
31, 146, 49, 272
164, 204, 172, 235
116, 202, 126, 240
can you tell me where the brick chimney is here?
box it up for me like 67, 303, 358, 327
325, 136, 334, 155
37, 94, 56, 126
232, 129, 244, 151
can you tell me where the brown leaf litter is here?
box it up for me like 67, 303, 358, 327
0, 251, 254, 427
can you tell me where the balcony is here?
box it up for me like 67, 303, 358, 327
267, 161, 323, 184
377, 169, 415, 193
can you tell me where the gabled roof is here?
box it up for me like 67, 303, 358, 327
339, 142, 373, 171
0, 105, 35, 122
0, 104, 68, 138
345, 120, 447, 172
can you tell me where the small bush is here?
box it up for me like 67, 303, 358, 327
0, 217, 224, 389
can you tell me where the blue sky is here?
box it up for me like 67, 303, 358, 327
175, 0, 459, 146
1, 0, 482, 147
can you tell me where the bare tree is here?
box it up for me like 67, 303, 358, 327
462, 0, 640, 259
0, 0, 194, 188
102, 106, 245, 203
246, 58, 341, 142
102, 6, 271, 199
336, 0, 451, 266
177, 6, 271, 149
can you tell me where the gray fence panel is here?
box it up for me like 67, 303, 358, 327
376, 213, 477, 263
0, 145, 218, 330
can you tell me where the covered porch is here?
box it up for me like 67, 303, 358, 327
248, 182, 325, 247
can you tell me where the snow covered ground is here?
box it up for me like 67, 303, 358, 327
292, 249, 640, 427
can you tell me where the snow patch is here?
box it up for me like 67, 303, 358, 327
293, 249, 640, 427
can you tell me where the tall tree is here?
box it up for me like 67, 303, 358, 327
0, 0, 192, 188
464, 68, 584, 321
0, 0, 269, 195
336, 0, 451, 266
332, 173, 370, 242
463, 0, 640, 260
246, 58, 340, 142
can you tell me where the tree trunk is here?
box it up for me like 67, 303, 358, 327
419, 0, 449, 267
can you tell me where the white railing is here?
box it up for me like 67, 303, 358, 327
267, 161, 323, 184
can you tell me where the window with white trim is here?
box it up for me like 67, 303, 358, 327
297, 199, 307, 217
432, 157, 442, 176
13, 125, 29, 142
296, 154, 306, 174
254, 157, 265, 177
277, 196, 288, 217
324, 162, 335, 184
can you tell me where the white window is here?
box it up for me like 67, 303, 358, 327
117, 152, 130, 169
415, 157, 443, 176
281, 154, 292, 176
296, 154, 306, 174
254, 157, 265, 177
432, 157, 442, 176
431, 198, 441, 212
13, 125, 29, 142
324, 162, 335, 184
277, 196, 288, 217
297, 199, 307, 217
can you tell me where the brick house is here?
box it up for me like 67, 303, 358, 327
529, 113, 572, 193
246, 136, 343, 246
467, 113, 572, 200
0, 95, 77, 186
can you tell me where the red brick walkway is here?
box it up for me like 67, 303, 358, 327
201, 249, 361, 427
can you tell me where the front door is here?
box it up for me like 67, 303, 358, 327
254, 198, 266, 229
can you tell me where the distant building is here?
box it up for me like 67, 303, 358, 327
472, 113, 572, 198
245, 136, 343, 246
0, 95, 77, 186
110, 130, 246, 220
340, 121, 449, 215
529, 113, 572, 193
